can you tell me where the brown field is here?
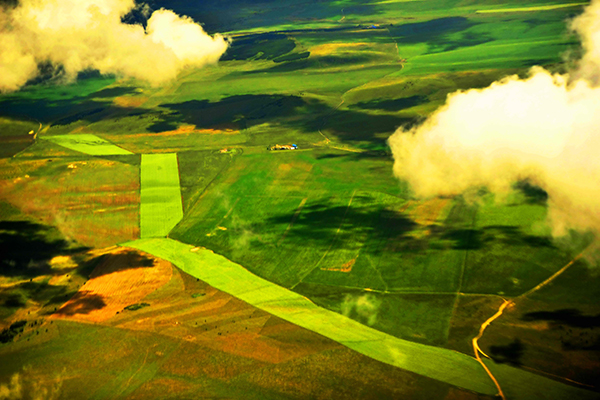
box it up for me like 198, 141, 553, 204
52, 248, 172, 323
112, 95, 148, 108
0, 157, 139, 247
409, 197, 451, 226
309, 42, 371, 56
0, 249, 495, 400
321, 257, 356, 273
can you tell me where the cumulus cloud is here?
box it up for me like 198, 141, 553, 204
389, 0, 600, 236
0, 0, 229, 92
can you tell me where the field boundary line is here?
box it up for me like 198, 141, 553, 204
123, 237, 498, 396
472, 246, 594, 397
476, 3, 587, 13
292, 189, 357, 289
448, 205, 477, 341
278, 197, 308, 246
517, 248, 588, 299
520, 365, 596, 389
472, 298, 511, 400
122, 238, 600, 399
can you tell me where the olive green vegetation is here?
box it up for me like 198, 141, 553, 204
476, 3, 588, 13
0, 118, 38, 158
43, 134, 133, 156
124, 237, 599, 400
0, 201, 92, 321
140, 154, 183, 238
170, 148, 585, 352
1, 0, 598, 397
176, 149, 237, 211
123, 237, 497, 395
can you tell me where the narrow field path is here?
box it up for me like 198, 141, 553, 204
472, 247, 596, 398
122, 237, 600, 399
123, 237, 497, 396
472, 298, 512, 400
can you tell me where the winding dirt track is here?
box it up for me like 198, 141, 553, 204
472, 246, 593, 399
472, 298, 512, 400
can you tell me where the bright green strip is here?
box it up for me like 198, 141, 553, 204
124, 237, 600, 399
124, 238, 495, 394
476, 2, 588, 13
43, 134, 132, 155
140, 154, 183, 238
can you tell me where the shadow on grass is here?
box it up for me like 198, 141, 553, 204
254, 196, 556, 255
0, 92, 141, 126
350, 95, 427, 111
54, 292, 106, 316
314, 150, 392, 162
523, 309, 600, 328
153, 94, 306, 132
0, 221, 88, 278
88, 250, 156, 278
221, 32, 296, 61
490, 338, 524, 366
153, 94, 417, 148
514, 180, 548, 205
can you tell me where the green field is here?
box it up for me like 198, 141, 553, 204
122, 237, 495, 395
1, 0, 599, 398
140, 154, 184, 238
124, 237, 599, 400
43, 134, 133, 156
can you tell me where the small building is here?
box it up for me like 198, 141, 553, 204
268, 144, 297, 151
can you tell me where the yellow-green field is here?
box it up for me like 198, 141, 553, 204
140, 154, 184, 238
1, 0, 598, 398
43, 134, 133, 156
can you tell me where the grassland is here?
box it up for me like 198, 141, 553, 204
140, 154, 184, 238
123, 237, 497, 395
0, 155, 140, 247
0, 118, 38, 158
124, 237, 599, 400
0, 0, 598, 398
43, 134, 133, 156
0, 247, 497, 400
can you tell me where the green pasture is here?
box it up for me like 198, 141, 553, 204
0, 118, 38, 138
296, 283, 457, 346
0, 0, 597, 396
124, 236, 496, 395
177, 150, 237, 211
171, 149, 412, 287
140, 154, 183, 238
124, 237, 599, 400
476, 3, 588, 13
42, 134, 133, 156
460, 192, 586, 297
170, 148, 578, 349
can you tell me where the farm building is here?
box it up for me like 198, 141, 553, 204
268, 144, 297, 151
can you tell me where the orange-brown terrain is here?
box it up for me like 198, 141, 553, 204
0, 247, 495, 399
0, 156, 139, 248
